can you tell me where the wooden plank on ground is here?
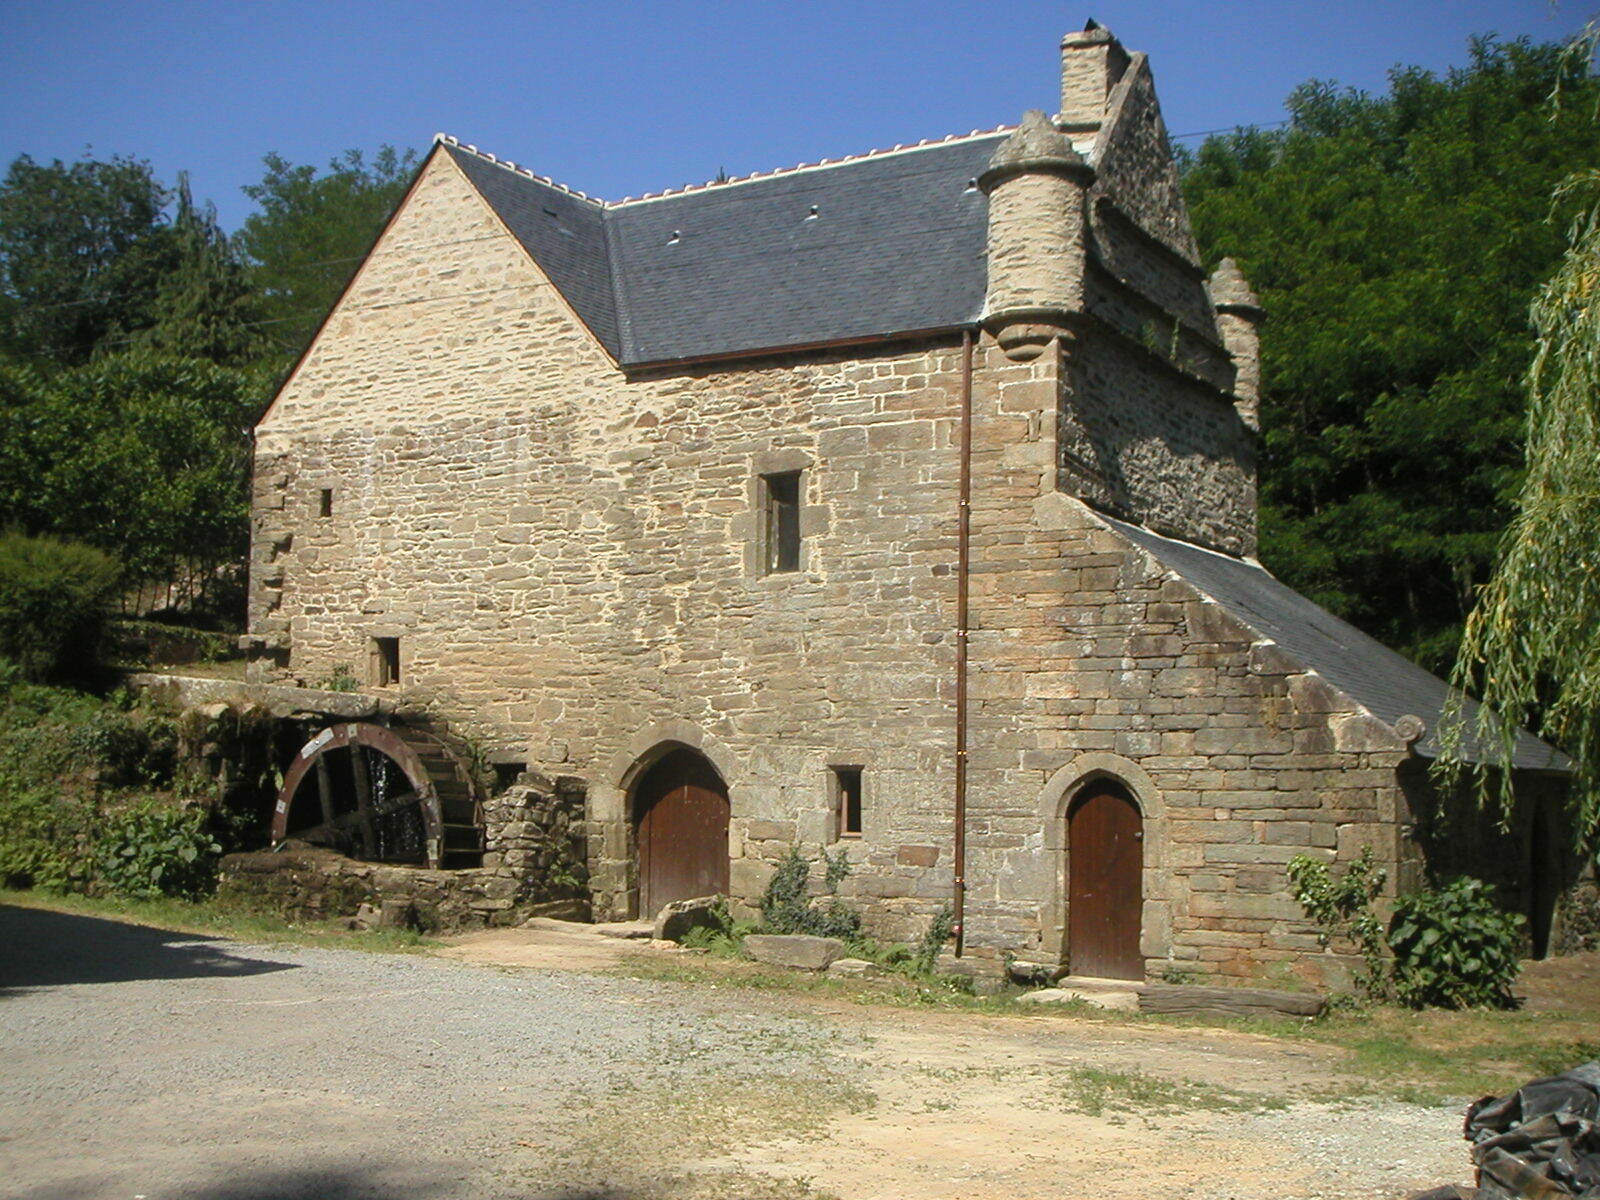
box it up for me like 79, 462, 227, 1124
1138, 984, 1325, 1018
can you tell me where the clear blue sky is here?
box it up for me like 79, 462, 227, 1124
0, 1, 1587, 231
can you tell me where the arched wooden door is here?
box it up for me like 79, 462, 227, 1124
1067, 784, 1144, 980
633, 748, 730, 918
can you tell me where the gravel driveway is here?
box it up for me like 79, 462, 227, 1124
0, 903, 1473, 1200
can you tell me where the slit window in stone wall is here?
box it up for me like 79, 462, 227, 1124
372, 637, 401, 687
318, 488, 333, 518
832, 766, 863, 838
763, 470, 802, 573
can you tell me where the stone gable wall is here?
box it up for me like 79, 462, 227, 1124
254, 150, 986, 940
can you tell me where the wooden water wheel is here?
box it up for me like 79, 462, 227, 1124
271, 722, 485, 869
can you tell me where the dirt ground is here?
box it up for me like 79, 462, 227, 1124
439, 923, 1474, 1200
13, 905, 1592, 1200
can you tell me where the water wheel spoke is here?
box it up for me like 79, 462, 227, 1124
350, 744, 378, 859
271, 722, 483, 870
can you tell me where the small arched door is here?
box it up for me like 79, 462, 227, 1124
633, 747, 730, 917
1067, 784, 1144, 980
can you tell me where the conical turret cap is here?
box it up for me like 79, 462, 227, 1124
979, 110, 1090, 192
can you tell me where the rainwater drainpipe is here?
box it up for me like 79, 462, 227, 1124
953, 327, 975, 956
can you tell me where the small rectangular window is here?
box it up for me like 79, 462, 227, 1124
372, 637, 400, 687
318, 488, 333, 518
763, 470, 801, 574
492, 762, 526, 793
832, 766, 863, 838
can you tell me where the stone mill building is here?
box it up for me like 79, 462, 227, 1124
243, 22, 1576, 984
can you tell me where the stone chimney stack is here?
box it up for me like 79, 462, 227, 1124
1207, 258, 1266, 431
978, 110, 1095, 361
1058, 19, 1129, 133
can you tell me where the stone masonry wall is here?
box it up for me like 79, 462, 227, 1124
250, 144, 1415, 984
254, 149, 973, 942
947, 327, 1407, 989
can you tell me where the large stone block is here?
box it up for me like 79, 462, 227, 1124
742, 934, 846, 971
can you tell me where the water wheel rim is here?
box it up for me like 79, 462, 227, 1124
272, 724, 447, 867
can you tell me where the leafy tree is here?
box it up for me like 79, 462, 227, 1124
132, 175, 266, 366
235, 146, 418, 360
1438, 28, 1600, 835
1183, 38, 1600, 670
0, 155, 266, 368
0, 154, 171, 364
0, 353, 263, 601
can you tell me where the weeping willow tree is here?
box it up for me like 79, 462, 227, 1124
1437, 25, 1600, 840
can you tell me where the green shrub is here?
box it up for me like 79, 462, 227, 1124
0, 532, 120, 681
1389, 877, 1524, 1010
70, 704, 180, 787
0, 785, 94, 891
93, 802, 220, 899
760, 846, 862, 941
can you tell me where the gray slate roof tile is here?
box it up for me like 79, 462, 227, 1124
1102, 513, 1568, 772
444, 136, 1003, 366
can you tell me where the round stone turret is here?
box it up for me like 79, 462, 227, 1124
1207, 257, 1266, 430
979, 110, 1095, 362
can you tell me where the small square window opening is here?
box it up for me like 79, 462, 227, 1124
372, 637, 401, 687
763, 470, 802, 574
832, 766, 863, 839
318, 489, 333, 518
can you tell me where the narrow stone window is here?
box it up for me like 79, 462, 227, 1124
372, 637, 401, 687
763, 470, 802, 574
318, 488, 333, 518
832, 766, 863, 839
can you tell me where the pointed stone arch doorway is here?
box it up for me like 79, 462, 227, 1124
632, 746, 730, 918
1067, 782, 1144, 980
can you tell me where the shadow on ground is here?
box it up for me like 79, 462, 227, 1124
26, 1163, 717, 1200
0, 903, 297, 995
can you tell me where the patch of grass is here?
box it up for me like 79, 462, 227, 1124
619, 952, 1069, 1017
623, 944, 1600, 1107
1, 887, 438, 954
1060, 1066, 1287, 1121
1147, 1005, 1600, 1104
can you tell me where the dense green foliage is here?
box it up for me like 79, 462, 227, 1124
1289, 849, 1524, 1009
92, 802, 221, 900
1389, 877, 1525, 1009
0, 533, 121, 680
0, 356, 259, 602
0, 667, 219, 897
1184, 38, 1600, 671
1438, 28, 1600, 835
0, 143, 417, 627
0, 156, 263, 367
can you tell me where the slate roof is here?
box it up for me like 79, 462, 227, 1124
441, 133, 1006, 365
1100, 514, 1569, 773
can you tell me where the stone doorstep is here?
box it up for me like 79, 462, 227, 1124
1056, 974, 1150, 995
